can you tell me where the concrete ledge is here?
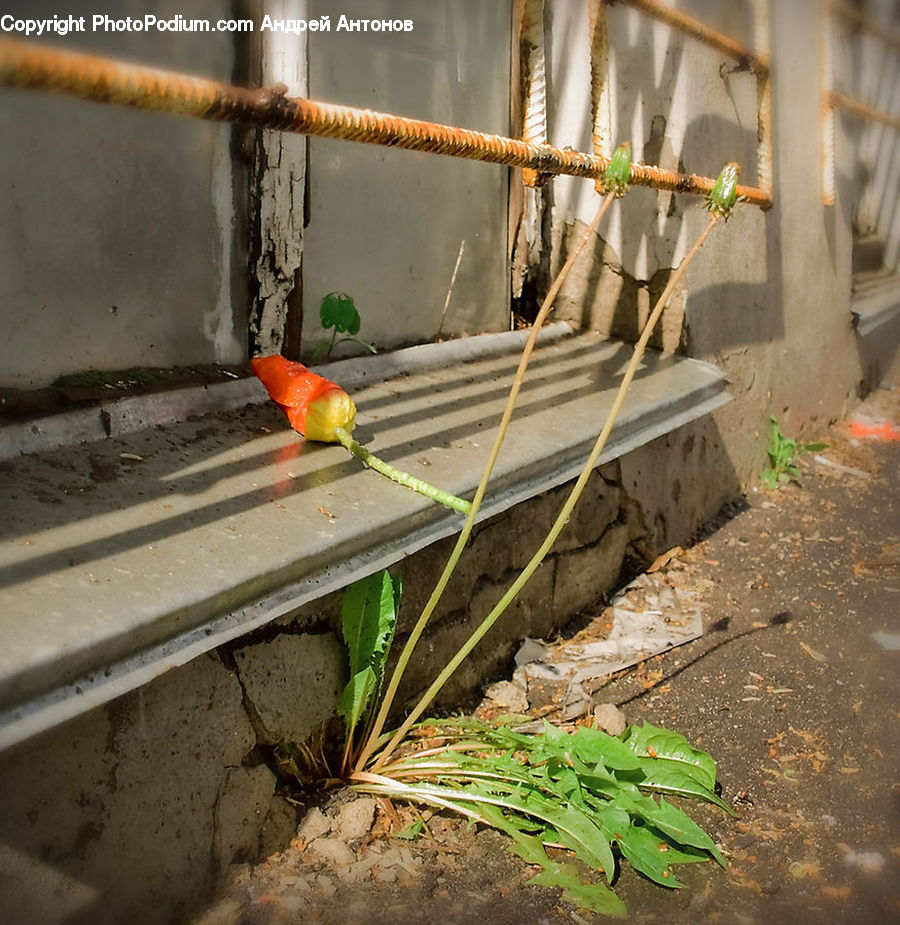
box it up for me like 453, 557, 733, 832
852, 268, 900, 338
0, 326, 728, 749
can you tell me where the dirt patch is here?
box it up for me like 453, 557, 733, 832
197, 392, 899, 924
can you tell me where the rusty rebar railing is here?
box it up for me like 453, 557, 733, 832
609, 0, 769, 75
0, 37, 772, 208
830, 90, 900, 132
823, 0, 900, 204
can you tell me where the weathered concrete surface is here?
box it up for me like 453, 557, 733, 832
0, 412, 738, 925
300, 0, 511, 354
540, 0, 882, 487
0, 0, 247, 389
233, 633, 346, 745
0, 653, 279, 925
190, 391, 900, 925
0, 330, 728, 750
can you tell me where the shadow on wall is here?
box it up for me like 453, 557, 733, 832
546, 0, 769, 352
845, 6, 900, 269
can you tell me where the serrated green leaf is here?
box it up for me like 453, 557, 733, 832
320, 291, 361, 334
341, 570, 397, 677
547, 762, 583, 803
622, 723, 717, 792
395, 819, 424, 840
421, 775, 617, 881
545, 805, 615, 879
529, 862, 627, 917
614, 820, 684, 887
633, 795, 727, 866
572, 726, 643, 772
339, 667, 377, 732
622, 760, 733, 817
358, 716, 732, 920
477, 803, 627, 918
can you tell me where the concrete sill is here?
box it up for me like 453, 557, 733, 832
852, 268, 900, 338
0, 324, 729, 750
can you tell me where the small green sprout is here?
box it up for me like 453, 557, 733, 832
761, 416, 828, 488
313, 291, 376, 362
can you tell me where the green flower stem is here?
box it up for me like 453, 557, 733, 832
371, 212, 721, 770
334, 427, 471, 515
354, 190, 619, 773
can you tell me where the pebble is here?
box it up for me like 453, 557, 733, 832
306, 836, 356, 868
297, 806, 331, 843
484, 679, 529, 713
592, 702, 627, 736
333, 797, 377, 843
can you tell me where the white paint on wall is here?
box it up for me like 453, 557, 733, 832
209, 127, 245, 365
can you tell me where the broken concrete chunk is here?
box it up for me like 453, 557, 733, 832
514, 637, 554, 667
332, 797, 377, 843
193, 896, 244, 925
297, 806, 331, 843
484, 679, 529, 713
306, 836, 356, 868
233, 634, 345, 744
562, 681, 591, 721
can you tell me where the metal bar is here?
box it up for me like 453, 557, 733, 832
589, 0, 613, 192
830, 89, 900, 131
0, 38, 772, 208
519, 0, 548, 188
753, 0, 774, 200
609, 0, 769, 75
830, 0, 900, 52
823, 2, 837, 206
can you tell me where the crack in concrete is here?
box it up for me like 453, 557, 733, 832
216, 649, 271, 753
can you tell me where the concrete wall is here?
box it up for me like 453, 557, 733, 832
846, 0, 900, 269
298, 0, 512, 356
0, 0, 247, 390
0, 419, 736, 924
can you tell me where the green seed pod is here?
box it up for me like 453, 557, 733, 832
706, 161, 741, 219
601, 142, 632, 197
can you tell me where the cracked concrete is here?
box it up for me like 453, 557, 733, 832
0, 416, 738, 924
